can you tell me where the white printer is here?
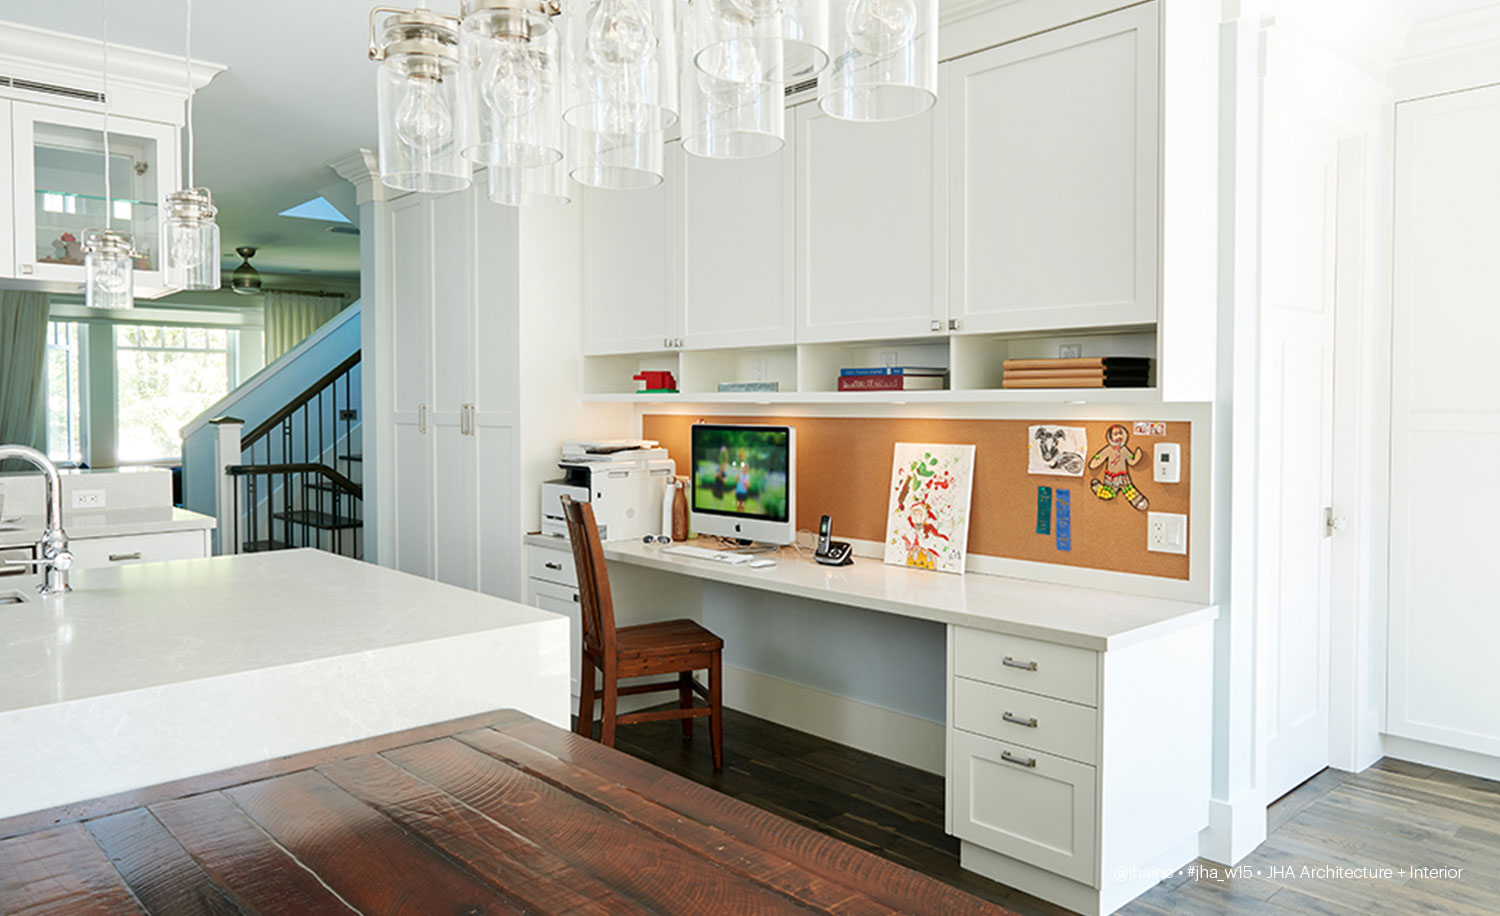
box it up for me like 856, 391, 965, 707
540, 440, 676, 541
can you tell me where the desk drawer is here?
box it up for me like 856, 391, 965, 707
951, 728, 1097, 886
527, 544, 578, 587
953, 677, 1097, 765
69, 531, 208, 570
952, 628, 1098, 707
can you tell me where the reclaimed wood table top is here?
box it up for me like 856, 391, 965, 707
0, 709, 1015, 915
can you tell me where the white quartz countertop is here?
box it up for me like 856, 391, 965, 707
0, 506, 215, 545
1, 548, 558, 714
528, 534, 1216, 651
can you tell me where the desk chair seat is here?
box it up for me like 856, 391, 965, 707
562, 496, 724, 769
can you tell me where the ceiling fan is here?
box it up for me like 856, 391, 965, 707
229, 246, 261, 295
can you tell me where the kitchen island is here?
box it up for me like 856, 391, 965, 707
0, 549, 568, 822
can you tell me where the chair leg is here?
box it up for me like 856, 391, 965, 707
709, 649, 723, 770
577, 656, 596, 739
601, 664, 619, 748
679, 671, 694, 739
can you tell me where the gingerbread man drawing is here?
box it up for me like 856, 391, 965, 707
1088, 424, 1149, 511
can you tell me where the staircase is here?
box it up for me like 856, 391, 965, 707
225, 352, 364, 559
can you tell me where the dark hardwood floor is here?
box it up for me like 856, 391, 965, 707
607, 706, 1500, 916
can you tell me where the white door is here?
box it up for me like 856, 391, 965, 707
1388, 86, 1500, 758
430, 189, 480, 589
794, 101, 946, 343
947, 4, 1158, 334
1259, 86, 1342, 801
387, 195, 435, 578
679, 112, 796, 349
580, 142, 680, 355
472, 194, 521, 601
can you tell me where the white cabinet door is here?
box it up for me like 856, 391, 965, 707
68, 530, 209, 570
580, 142, 680, 355
387, 194, 435, 579
391, 418, 433, 578
530, 578, 582, 697
679, 113, 795, 349
1388, 85, 1500, 758
947, 3, 1159, 334
0, 100, 13, 280
794, 102, 946, 343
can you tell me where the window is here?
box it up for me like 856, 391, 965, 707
114, 325, 234, 463
44, 321, 84, 465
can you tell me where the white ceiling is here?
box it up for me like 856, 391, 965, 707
0, 0, 380, 280
1391, 0, 1500, 21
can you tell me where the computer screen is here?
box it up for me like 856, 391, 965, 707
689, 424, 795, 544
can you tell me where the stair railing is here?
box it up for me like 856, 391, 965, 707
219, 351, 363, 559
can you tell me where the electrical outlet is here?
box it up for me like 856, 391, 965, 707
339, 408, 358, 422
71, 489, 106, 510
753, 358, 768, 381
1147, 512, 1188, 555
881, 351, 898, 368
1059, 344, 1083, 359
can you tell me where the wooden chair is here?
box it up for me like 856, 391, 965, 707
561, 495, 724, 768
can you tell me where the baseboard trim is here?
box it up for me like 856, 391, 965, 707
721, 665, 946, 774
1197, 788, 1266, 865
1382, 734, 1500, 781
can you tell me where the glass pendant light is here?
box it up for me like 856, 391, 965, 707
487, 160, 572, 206
85, 0, 135, 309
460, 0, 564, 170
164, 0, 220, 291
819, 0, 936, 121
690, 0, 828, 85
680, 3, 784, 158
563, 0, 678, 188
370, 7, 471, 192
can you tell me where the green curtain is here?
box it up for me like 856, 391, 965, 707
263, 291, 347, 363
0, 290, 49, 457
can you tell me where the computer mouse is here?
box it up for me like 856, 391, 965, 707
748, 558, 777, 569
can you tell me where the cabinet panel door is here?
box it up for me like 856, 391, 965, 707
473, 419, 519, 602
580, 143, 679, 355
680, 113, 795, 348
530, 578, 582, 697
391, 418, 434, 579
431, 189, 476, 412
0, 100, 13, 279
948, 3, 1159, 333
388, 195, 433, 416
432, 418, 476, 590
795, 102, 946, 343
68, 530, 209, 570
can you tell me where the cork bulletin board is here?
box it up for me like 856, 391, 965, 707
642, 414, 1192, 580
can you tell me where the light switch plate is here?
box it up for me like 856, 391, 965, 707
1059, 344, 1083, 359
1147, 512, 1188, 555
1153, 443, 1181, 484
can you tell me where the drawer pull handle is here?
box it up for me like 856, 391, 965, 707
572, 593, 580, 603
108, 552, 143, 562
544, 562, 564, 570
1002, 711, 1038, 728
1001, 656, 1038, 672
1001, 751, 1037, 768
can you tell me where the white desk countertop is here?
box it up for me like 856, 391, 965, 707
0, 549, 568, 820
0, 506, 215, 545
528, 534, 1216, 651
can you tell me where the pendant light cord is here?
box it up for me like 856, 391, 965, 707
184, 0, 194, 190
101, 0, 111, 230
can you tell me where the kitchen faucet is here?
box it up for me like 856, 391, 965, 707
0, 445, 72, 595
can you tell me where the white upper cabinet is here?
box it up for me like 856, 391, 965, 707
580, 142, 680, 355
948, 3, 1160, 334
0, 101, 13, 280
9, 102, 179, 296
794, 101, 947, 343
679, 111, 796, 349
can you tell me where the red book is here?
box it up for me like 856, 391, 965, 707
837, 375, 947, 391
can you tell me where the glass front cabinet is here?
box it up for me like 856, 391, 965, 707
8, 101, 179, 297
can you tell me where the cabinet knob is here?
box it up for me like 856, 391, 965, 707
930, 319, 942, 332
949, 318, 961, 331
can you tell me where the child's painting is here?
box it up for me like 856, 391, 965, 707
884, 443, 977, 574
1028, 425, 1087, 477
1088, 423, 1150, 510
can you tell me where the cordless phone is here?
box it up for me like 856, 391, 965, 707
814, 514, 853, 566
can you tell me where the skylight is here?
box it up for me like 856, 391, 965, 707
278, 196, 351, 224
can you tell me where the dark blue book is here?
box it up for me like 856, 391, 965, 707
839, 366, 948, 377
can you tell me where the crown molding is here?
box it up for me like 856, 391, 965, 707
0, 20, 224, 102
1391, 4, 1500, 99
1397, 3, 1500, 62
327, 149, 385, 206
1259, 0, 1412, 81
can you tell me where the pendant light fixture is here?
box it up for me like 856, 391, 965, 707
487, 159, 572, 206
680, 3, 784, 159
818, 0, 936, 121
84, 0, 136, 309
370, 6, 471, 192
164, 0, 221, 291
459, 0, 564, 170
690, 0, 828, 85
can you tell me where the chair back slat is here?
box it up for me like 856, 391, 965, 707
562, 496, 616, 660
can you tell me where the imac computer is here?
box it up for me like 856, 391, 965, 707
688, 423, 796, 546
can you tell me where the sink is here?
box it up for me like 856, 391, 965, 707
0, 590, 28, 605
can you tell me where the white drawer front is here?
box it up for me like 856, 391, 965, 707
527, 544, 578, 588
529, 579, 581, 697
951, 729, 1098, 886
69, 531, 208, 570
953, 677, 1098, 765
952, 628, 1098, 706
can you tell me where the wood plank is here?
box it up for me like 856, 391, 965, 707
483, 717, 1008, 916
148, 792, 358, 916
226, 769, 527, 916
383, 737, 851, 916
316, 752, 652, 916
85, 808, 248, 915
0, 823, 147, 916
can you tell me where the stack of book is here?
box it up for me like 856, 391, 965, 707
837, 366, 949, 391
1001, 357, 1152, 389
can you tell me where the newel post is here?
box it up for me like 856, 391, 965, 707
210, 417, 244, 555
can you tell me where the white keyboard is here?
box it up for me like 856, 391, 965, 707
662, 545, 751, 565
